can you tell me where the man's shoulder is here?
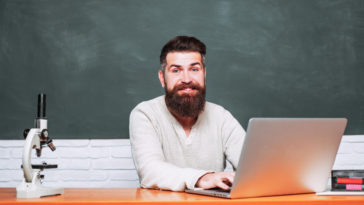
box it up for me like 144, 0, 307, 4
205, 101, 227, 114
202, 101, 235, 122
131, 95, 165, 114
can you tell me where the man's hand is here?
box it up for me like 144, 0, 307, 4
196, 172, 235, 190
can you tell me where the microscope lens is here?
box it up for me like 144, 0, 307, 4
37, 93, 46, 119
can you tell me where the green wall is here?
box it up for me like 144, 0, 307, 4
1, 0, 363, 139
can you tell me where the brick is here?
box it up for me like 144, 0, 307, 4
0, 170, 22, 183
334, 154, 364, 166
109, 170, 138, 181
0, 140, 24, 148
0, 159, 22, 169
89, 147, 110, 159
333, 164, 364, 170
53, 180, 139, 188
11, 170, 24, 182
10, 148, 23, 159
58, 147, 89, 158
0, 149, 10, 159
57, 159, 91, 170
59, 170, 107, 181
92, 158, 135, 170
353, 143, 364, 154
90, 139, 130, 147
337, 143, 355, 154
58, 170, 87, 181
0, 170, 13, 182
342, 135, 364, 143
0, 181, 18, 187
55, 140, 90, 147
110, 146, 132, 158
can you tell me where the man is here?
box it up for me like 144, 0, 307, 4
129, 36, 245, 191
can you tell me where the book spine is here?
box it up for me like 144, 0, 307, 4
333, 184, 364, 191
335, 178, 363, 184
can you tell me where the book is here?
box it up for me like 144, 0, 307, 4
334, 177, 363, 185
332, 183, 364, 191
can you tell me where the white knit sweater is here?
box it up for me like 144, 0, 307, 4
129, 96, 245, 191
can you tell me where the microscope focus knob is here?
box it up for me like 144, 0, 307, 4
47, 139, 56, 151
41, 129, 48, 139
23, 129, 30, 139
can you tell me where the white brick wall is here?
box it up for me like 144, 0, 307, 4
0, 139, 139, 188
0, 135, 363, 188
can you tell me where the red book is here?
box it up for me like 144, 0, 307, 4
336, 178, 363, 184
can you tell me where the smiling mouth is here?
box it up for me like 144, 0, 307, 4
182, 88, 193, 91
173, 83, 201, 95
178, 87, 197, 94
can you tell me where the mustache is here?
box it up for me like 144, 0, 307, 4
165, 82, 206, 118
173, 83, 202, 91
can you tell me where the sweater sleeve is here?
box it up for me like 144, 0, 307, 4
129, 106, 209, 191
221, 110, 246, 170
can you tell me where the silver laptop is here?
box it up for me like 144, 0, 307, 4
186, 118, 347, 199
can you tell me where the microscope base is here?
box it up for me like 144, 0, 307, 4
16, 179, 64, 198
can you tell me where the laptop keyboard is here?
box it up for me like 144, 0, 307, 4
207, 188, 231, 193
204, 188, 231, 193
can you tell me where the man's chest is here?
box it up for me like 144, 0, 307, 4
159, 126, 225, 171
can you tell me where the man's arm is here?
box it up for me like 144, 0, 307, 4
196, 109, 246, 190
129, 107, 209, 191
221, 109, 246, 169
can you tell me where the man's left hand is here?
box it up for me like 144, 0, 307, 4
195, 172, 235, 190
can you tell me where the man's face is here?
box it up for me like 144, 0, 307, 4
158, 51, 206, 117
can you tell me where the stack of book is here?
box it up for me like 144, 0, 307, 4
332, 170, 364, 191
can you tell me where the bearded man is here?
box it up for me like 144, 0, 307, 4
129, 36, 246, 191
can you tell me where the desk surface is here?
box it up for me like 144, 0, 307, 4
1, 188, 364, 205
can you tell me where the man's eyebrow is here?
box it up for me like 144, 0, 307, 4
190, 62, 202, 67
168, 62, 202, 68
169, 64, 182, 68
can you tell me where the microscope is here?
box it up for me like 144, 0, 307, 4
16, 94, 64, 198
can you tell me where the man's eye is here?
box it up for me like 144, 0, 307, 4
172, 69, 180, 73
192, 68, 199, 71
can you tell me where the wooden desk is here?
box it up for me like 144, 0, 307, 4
1, 188, 364, 205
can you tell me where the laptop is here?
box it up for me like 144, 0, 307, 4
186, 118, 347, 199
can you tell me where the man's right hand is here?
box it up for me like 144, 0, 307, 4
195, 172, 235, 190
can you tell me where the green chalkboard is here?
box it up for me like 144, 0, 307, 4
1, 0, 363, 139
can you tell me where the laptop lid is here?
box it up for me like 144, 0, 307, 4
230, 118, 347, 199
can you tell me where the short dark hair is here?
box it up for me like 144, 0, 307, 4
160, 36, 206, 70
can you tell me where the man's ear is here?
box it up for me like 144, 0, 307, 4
158, 70, 165, 88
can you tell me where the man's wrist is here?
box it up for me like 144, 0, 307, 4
195, 172, 215, 188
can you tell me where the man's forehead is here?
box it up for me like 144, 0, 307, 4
166, 51, 203, 66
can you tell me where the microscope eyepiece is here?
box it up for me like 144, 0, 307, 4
37, 93, 46, 119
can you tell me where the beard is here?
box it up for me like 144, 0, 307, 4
165, 82, 206, 118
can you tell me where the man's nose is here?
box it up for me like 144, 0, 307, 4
181, 71, 192, 83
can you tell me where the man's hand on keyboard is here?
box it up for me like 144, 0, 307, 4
196, 172, 235, 190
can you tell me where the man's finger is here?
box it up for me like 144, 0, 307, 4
225, 174, 234, 185
216, 180, 230, 190
222, 178, 232, 187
